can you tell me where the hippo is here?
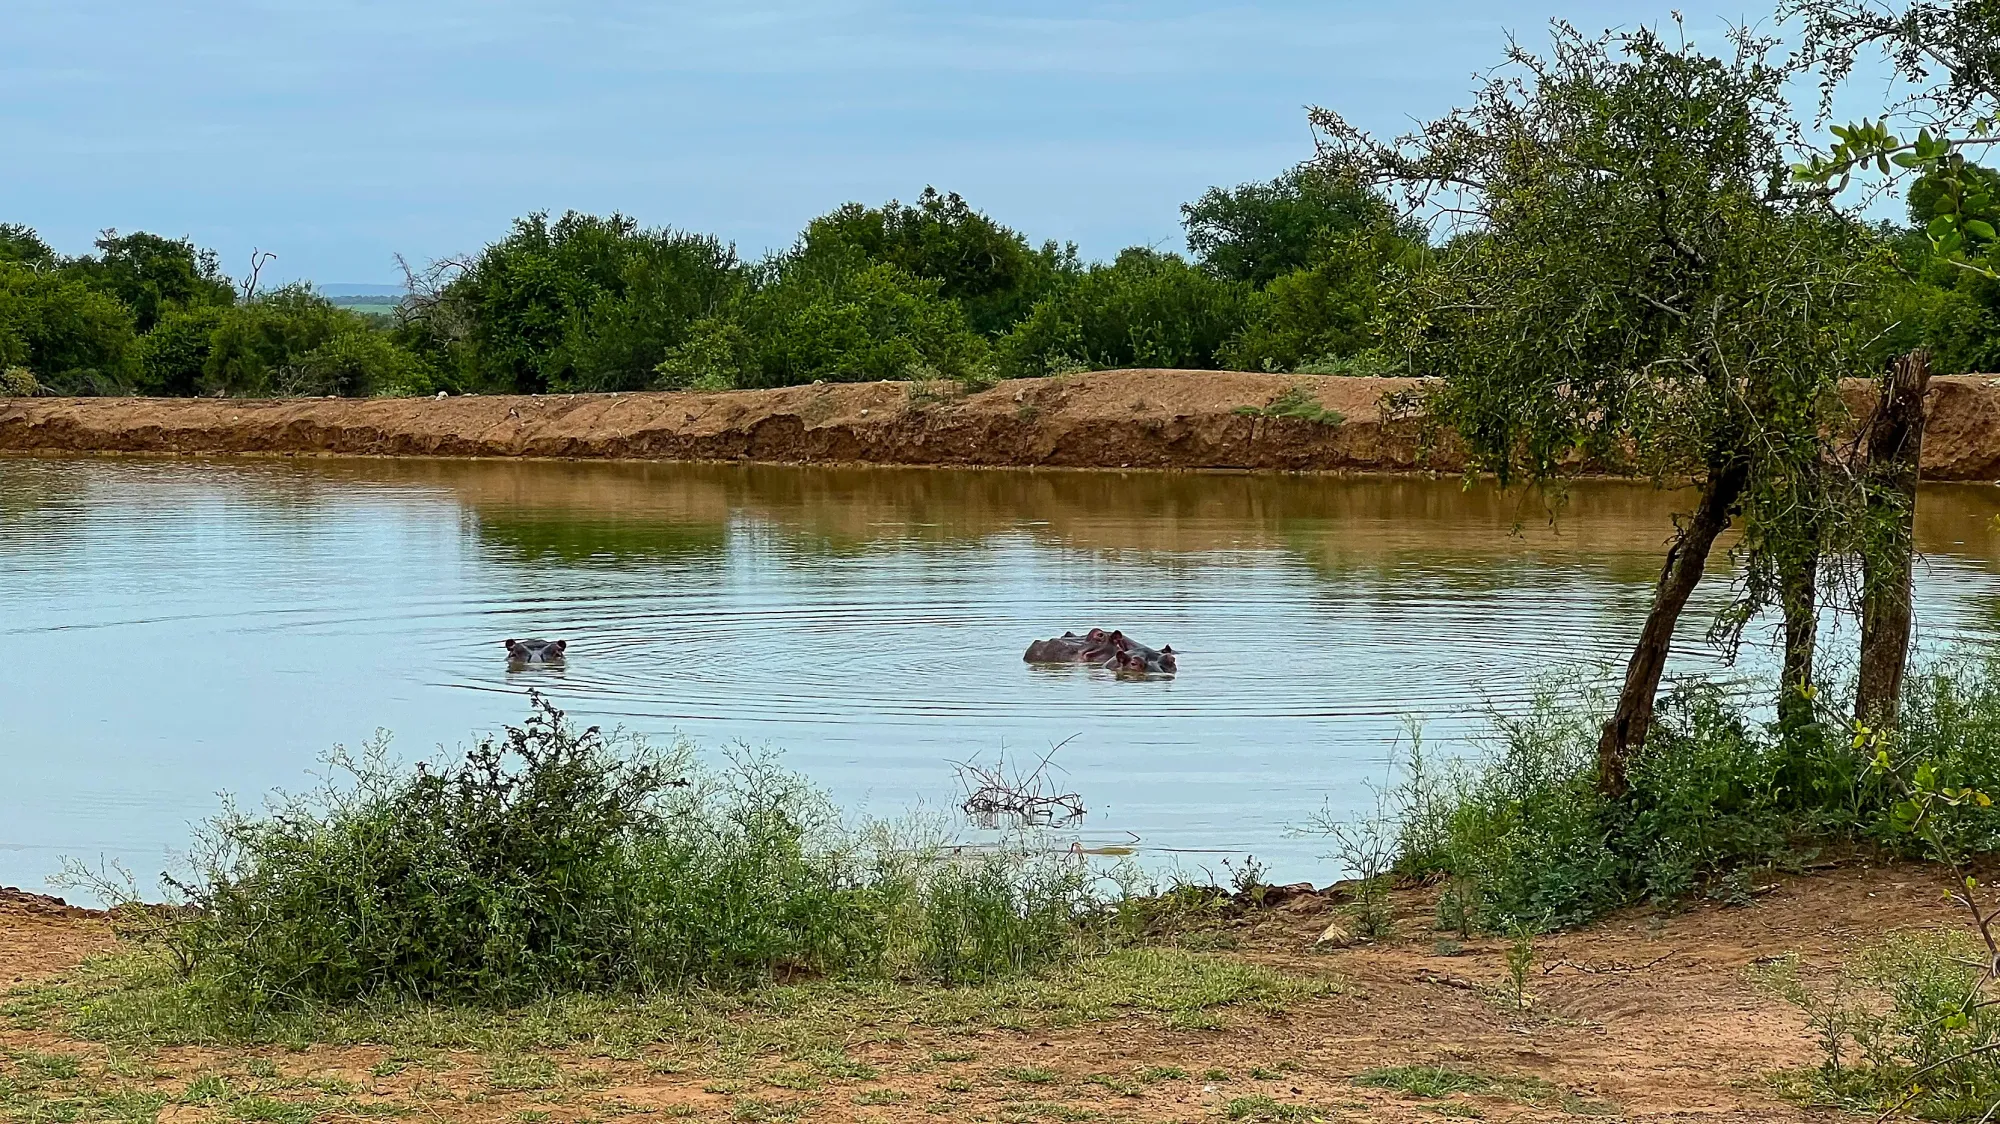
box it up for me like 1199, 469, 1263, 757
1023, 628, 1176, 674
1111, 641, 1177, 675
504, 638, 568, 664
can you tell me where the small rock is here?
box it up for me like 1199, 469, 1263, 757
860, 409, 869, 416
435, 390, 448, 399
1314, 917, 1354, 948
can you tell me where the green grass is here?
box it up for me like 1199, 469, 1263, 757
1354, 1065, 1487, 1097
998, 1065, 1059, 1084
11, 944, 1332, 1055
1225, 1095, 1331, 1121
1231, 385, 1345, 426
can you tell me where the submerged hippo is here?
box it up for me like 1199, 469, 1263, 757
504, 638, 568, 664
1023, 628, 1176, 674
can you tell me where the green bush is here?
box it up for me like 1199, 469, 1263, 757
417, 211, 739, 394
203, 286, 420, 397
1386, 656, 2000, 931
1181, 166, 1401, 288
1761, 929, 2000, 1119
800, 188, 1076, 336
1222, 227, 1422, 373
62, 231, 233, 333
134, 305, 225, 396
0, 263, 139, 394
0, 365, 38, 396
124, 696, 1099, 1012
997, 248, 1253, 377
673, 255, 991, 389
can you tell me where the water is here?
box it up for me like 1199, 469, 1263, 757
4, 455, 2000, 895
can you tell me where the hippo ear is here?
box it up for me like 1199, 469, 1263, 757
504, 639, 521, 650
551, 640, 567, 654
1162, 645, 1175, 654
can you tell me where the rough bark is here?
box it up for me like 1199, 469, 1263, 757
1597, 457, 1751, 796
1777, 547, 1820, 732
1855, 350, 1932, 730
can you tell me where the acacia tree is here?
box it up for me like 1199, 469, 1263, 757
1312, 23, 1890, 793
1786, 0, 2000, 727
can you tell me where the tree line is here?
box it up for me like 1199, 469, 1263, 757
7, 136, 1988, 401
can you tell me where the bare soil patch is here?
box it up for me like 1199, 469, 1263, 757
6, 371, 2000, 481
0, 862, 1964, 1122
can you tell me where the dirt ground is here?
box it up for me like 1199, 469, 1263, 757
7, 370, 2000, 481
0, 863, 1966, 1123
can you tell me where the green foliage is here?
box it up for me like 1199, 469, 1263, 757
134, 305, 225, 396
1182, 166, 1402, 288
1385, 655, 2000, 931
997, 248, 1253, 377
100, 696, 1101, 1017
1322, 24, 1888, 488
1761, 930, 2000, 1119
203, 286, 421, 397
0, 224, 57, 269
1353, 1065, 1487, 1097
1231, 384, 1345, 426
0, 366, 38, 396
705, 256, 991, 388
63, 231, 233, 332
417, 211, 739, 394
1222, 226, 1420, 373
800, 188, 1076, 336
0, 263, 138, 394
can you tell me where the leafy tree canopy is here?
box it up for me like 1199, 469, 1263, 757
1182, 166, 1409, 287
63, 230, 234, 332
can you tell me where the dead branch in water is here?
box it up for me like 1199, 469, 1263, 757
952, 737, 1085, 828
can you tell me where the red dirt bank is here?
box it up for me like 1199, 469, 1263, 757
5, 369, 2000, 480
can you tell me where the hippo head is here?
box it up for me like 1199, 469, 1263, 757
504, 638, 567, 662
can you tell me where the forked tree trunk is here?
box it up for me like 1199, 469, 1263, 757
1855, 350, 1932, 730
1596, 457, 1752, 796
1777, 546, 1820, 732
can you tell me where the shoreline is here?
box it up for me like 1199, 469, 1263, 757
6, 368, 2000, 481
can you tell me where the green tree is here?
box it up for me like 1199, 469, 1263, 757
1182, 167, 1404, 287
997, 248, 1253, 377
662, 255, 989, 388
0, 225, 56, 269
1222, 225, 1423, 371
64, 230, 233, 332
0, 263, 139, 393
800, 188, 1076, 336
205, 285, 417, 397
134, 304, 226, 395
1316, 22, 1891, 792
412, 211, 739, 394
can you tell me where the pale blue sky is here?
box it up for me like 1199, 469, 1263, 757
4, 2, 1836, 286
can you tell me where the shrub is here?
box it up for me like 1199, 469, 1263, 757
204, 287, 420, 397
1383, 656, 2000, 931
800, 189, 1076, 336
1221, 227, 1422, 373
134, 305, 225, 396
694, 255, 992, 388
997, 248, 1253, 378
1181, 166, 1401, 288
415, 211, 740, 394
0, 365, 37, 396
108, 696, 1099, 1013
1761, 929, 2000, 1118
0, 263, 139, 394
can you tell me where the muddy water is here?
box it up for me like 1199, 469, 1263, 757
5, 456, 2000, 895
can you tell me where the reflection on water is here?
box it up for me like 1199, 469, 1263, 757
3, 455, 1999, 894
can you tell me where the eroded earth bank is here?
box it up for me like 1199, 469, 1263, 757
10, 369, 2000, 480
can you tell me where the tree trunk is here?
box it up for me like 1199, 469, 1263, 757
1855, 350, 1932, 730
1596, 457, 1752, 796
1777, 546, 1820, 733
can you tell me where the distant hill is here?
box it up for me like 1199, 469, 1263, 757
319, 283, 404, 298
